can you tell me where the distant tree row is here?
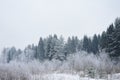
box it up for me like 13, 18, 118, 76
82, 34, 100, 54
1, 18, 120, 63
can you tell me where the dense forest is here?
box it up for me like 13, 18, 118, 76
1, 18, 120, 63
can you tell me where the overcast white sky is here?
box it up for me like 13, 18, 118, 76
0, 0, 120, 51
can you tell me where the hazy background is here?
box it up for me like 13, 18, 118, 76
0, 0, 120, 51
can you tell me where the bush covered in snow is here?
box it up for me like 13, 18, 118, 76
0, 51, 120, 80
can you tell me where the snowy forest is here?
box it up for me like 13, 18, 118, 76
0, 18, 120, 80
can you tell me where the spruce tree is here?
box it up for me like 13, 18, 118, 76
37, 37, 45, 60
100, 31, 107, 50
109, 18, 120, 59
106, 24, 114, 53
82, 36, 92, 53
91, 34, 99, 54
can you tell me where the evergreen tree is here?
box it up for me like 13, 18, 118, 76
91, 34, 99, 54
9, 47, 17, 61
82, 36, 88, 51
44, 35, 65, 60
106, 24, 114, 53
71, 36, 77, 53
99, 31, 107, 50
64, 36, 79, 55
37, 37, 45, 60
74, 36, 79, 51
64, 37, 72, 54
23, 45, 36, 62
87, 38, 92, 53
82, 36, 92, 53
2, 47, 17, 63
109, 18, 120, 58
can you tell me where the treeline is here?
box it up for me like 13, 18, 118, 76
81, 18, 120, 60
1, 18, 120, 63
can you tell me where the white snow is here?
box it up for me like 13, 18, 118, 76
30, 73, 108, 80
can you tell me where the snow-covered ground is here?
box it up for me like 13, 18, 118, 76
30, 73, 120, 80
